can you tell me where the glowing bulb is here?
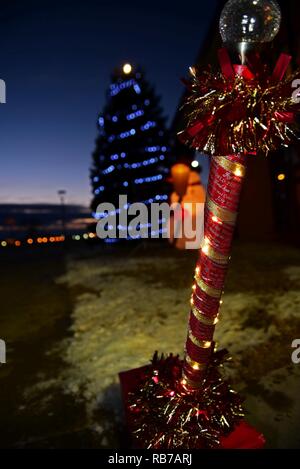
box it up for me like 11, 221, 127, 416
15, 240, 21, 247
192, 284, 196, 291
277, 173, 285, 181
1, 241, 7, 247
191, 160, 199, 168
212, 215, 222, 224
234, 168, 243, 177
123, 63, 132, 74
27, 238, 33, 244
192, 362, 201, 370
219, 0, 281, 44
202, 244, 209, 255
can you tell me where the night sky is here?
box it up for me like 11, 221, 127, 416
0, 0, 218, 207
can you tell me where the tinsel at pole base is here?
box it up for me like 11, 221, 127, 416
119, 352, 265, 449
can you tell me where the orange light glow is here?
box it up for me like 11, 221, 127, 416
27, 238, 33, 244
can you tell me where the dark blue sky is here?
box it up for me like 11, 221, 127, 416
0, 0, 218, 206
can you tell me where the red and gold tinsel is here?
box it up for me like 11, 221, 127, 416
178, 49, 300, 155
127, 352, 244, 449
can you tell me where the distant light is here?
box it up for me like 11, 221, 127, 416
15, 240, 21, 247
83, 233, 89, 240
74, 235, 81, 241
1, 241, 7, 247
88, 232, 96, 239
277, 173, 286, 181
123, 63, 132, 74
123, 181, 129, 187
191, 160, 199, 168
27, 238, 33, 244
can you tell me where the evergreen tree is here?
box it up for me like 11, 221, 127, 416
90, 63, 172, 239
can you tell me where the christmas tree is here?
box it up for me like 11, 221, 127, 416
90, 63, 172, 240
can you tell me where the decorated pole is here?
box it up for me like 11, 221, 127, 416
122, 0, 300, 449
180, 0, 291, 389
182, 152, 246, 389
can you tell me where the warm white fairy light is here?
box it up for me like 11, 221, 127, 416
234, 167, 243, 177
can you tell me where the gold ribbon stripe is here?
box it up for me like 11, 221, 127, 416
182, 372, 203, 389
195, 273, 223, 299
185, 353, 207, 371
188, 330, 212, 349
201, 242, 229, 265
215, 156, 246, 178
206, 196, 237, 225
191, 306, 219, 326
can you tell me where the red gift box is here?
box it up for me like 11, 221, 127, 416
119, 365, 265, 450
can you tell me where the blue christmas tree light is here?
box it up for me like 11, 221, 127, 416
90, 63, 173, 240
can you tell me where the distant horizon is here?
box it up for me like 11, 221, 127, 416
0, 201, 90, 209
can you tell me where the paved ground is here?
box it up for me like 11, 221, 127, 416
0, 241, 299, 448
0, 245, 103, 448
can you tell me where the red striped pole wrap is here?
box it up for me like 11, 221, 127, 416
182, 153, 247, 390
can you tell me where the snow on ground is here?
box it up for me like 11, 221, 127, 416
54, 244, 300, 447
